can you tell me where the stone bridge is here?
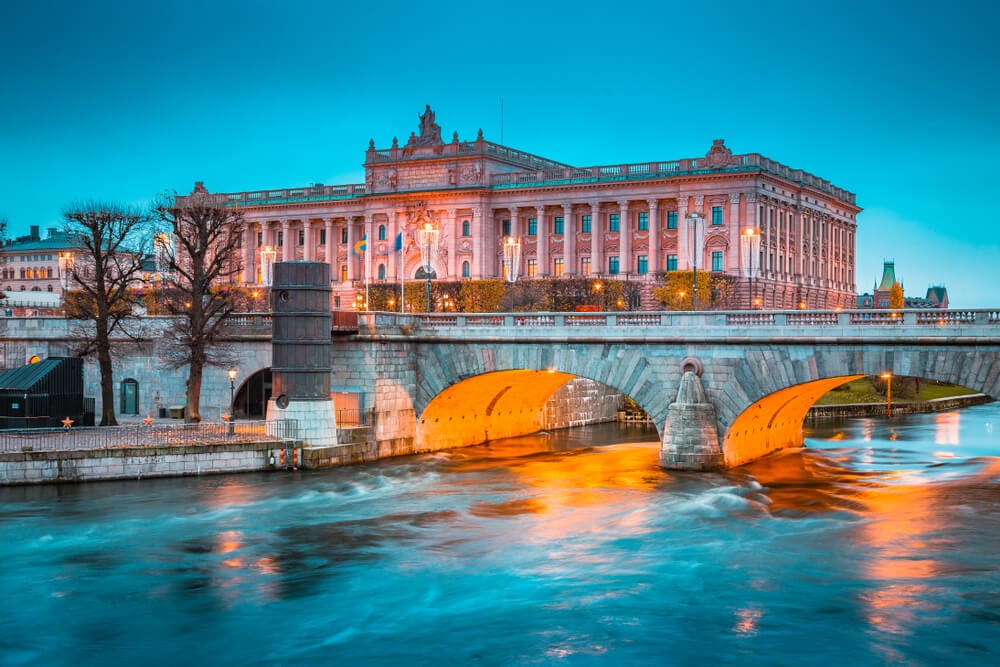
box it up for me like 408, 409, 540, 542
3, 309, 999, 469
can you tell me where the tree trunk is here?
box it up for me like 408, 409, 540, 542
186, 356, 204, 423
97, 342, 117, 426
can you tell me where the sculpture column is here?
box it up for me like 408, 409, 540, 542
536, 205, 548, 276
618, 200, 630, 275
647, 200, 660, 273
589, 202, 601, 275
563, 203, 575, 276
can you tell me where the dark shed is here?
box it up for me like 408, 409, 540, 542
0, 357, 86, 428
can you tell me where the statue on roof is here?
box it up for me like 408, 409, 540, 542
409, 105, 443, 146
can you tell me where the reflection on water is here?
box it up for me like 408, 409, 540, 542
1, 407, 999, 666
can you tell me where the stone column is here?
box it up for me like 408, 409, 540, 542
729, 193, 741, 271
589, 202, 601, 275
281, 220, 292, 262
345, 218, 355, 282
563, 203, 575, 276
447, 209, 458, 279
677, 197, 689, 270
536, 205, 547, 276
324, 219, 334, 265
618, 200, 630, 275
659, 369, 723, 471
302, 220, 313, 262
648, 199, 660, 273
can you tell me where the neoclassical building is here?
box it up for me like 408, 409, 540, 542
179, 107, 860, 310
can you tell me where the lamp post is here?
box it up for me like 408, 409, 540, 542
227, 368, 238, 421
503, 236, 521, 312
740, 227, 761, 310
57, 251, 75, 304
880, 372, 893, 417
418, 223, 439, 313
686, 211, 704, 311
593, 280, 604, 310
260, 245, 277, 287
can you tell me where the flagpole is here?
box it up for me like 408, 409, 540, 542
399, 235, 405, 313
364, 236, 370, 310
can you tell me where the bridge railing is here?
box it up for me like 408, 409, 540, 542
360, 308, 1000, 333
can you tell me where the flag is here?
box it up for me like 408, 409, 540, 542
353, 234, 367, 256
394, 232, 403, 252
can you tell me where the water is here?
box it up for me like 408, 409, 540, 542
2, 404, 999, 666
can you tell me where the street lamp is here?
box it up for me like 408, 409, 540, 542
740, 227, 761, 310
686, 211, 704, 311
503, 236, 521, 312
880, 372, 893, 417
260, 246, 277, 287
418, 223, 439, 313
592, 280, 604, 310
227, 368, 238, 420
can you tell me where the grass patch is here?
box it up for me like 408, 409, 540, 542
815, 377, 977, 405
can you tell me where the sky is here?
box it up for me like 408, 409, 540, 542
1, 0, 997, 306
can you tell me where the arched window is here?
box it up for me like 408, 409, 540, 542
462, 220, 471, 236
47, 284, 53, 292
378, 263, 386, 280
462, 261, 471, 278
378, 224, 386, 241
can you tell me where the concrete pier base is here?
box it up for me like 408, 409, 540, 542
266, 399, 338, 447
659, 370, 724, 471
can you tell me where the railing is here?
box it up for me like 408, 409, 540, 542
336, 408, 374, 427
176, 184, 367, 208
0, 420, 299, 453
358, 309, 1000, 334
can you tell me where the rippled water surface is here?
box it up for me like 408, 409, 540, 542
2, 404, 999, 666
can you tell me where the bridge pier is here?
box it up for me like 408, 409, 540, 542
659, 370, 724, 471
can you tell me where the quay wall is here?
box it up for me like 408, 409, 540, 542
806, 394, 993, 421
0, 441, 302, 486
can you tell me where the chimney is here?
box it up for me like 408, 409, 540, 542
30, 225, 40, 240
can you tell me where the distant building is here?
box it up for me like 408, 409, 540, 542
0, 226, 77, 305
857, 260, 948, 309
177, 107, 862, 310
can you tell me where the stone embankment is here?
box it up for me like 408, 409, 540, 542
806, 393, 993, 420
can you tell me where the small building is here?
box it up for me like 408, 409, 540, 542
0, 356, 90, 428
857, 260, 948, 309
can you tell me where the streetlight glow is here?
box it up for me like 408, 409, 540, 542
740, 227, 761, 310
503, 236, 521, 312
880, 372, 893, 417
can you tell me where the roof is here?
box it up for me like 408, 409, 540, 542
0, 357, 63, 391
877, 261, 897, 291
1, 232, 84, 254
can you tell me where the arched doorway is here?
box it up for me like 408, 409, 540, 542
233, 369, 272, 419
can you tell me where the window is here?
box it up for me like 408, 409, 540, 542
554, 217, 564, 234
340, 265, 348, 281
637, 255, 648, 274
462, 220, 471, 236
528, 218, 537, 236
609, 214, 620, 232
341, 228, 348, 244
277, 231, 284, 247
46, 268, 52, 278
581, 257, 591, 274
553, 258, 564, 276
502, 219, 511, 236
712, 251, 724, 271
581, 215, 592, 233
257, 231, 263, 247
527, 258, 537, 277
298, 230, 304, 246
712, 206, 723, 225
378, 263, 386, 280
462, 261, 470, 278
319, 229, 326, 245
667, 211, 678, 229
378, 225, 386, 241
667, 254, 678, 271
638, 212, 649, 231
609, 256, 619, 274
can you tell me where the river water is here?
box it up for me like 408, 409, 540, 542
2, 403, 999, 666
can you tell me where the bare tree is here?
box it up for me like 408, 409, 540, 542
153, 191, 246, 423
63, 202, 151, 426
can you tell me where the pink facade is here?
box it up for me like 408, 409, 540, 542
180, 107, 861, 310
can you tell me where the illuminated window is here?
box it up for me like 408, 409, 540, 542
581, 257, 591, 274
638, 212, 648, 231
553, 258, 564, 276
340, 265, 348, 282
527, 258, 537, 277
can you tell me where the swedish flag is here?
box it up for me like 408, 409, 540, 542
353, 235, 367, 256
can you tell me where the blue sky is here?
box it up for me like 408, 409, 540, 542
2, 0, 997, 306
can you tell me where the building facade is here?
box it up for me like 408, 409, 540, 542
179, 107, 861, 310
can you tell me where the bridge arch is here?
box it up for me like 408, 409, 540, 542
414, 344, 672, 452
